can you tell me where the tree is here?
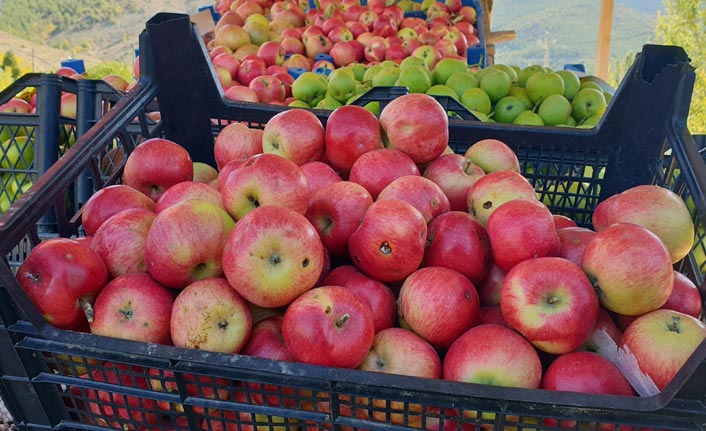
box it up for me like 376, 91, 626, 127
655, 0, 706, 133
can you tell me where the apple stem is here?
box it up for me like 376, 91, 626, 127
79, 298, 94, 323
547, 296, 560, 305
336, 313, 350, 328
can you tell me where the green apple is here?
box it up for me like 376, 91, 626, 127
432, 57, 468, 86
400, 56, 432, 81
526, 72, 565, 105
380, 60, 399, 69
347, 63, 367, 82
492, 64, 518, 84
564, 115, 577, 127
507, 86, 533, 110
292, 72, 328, 107
537, 94, 572, 126
426, 84, 458, 99
316, 97, 343, 110
1, 136, 34, 170
579, 81, 603, 92
397, 28, 418, 41
581, 114, 603, 127
479, 69, 512, 103
571, 88, 607, 122
517, 65, 545, 87
362, 101, 380, 115
362, 64, 384, 83
471, 110, 490, 122
372, 67, 400, 87
604, 91, 613, 104
513, 111, 545, 126
461, 88, 492, 115
7, 173, 32, 198
556, 70, 581, 101
493, 96, 526, 124
0, 125, 29, 147
446, 72, 479, 99
327, 69, 357, 103
288, 99, 311, 108
398, 0, 415, 11
396, 65, 431, 93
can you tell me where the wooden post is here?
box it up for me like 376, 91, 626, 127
595, 0, 614, 79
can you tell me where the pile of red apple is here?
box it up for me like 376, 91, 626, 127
15, 93, 706, 429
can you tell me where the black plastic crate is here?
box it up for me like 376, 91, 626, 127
0, 12, 705, 431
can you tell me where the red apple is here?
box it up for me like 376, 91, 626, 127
90, 208, 156, 278
300, 161, 342, 198
348, 148, 420, 199
379, 93, 448, 165
223, 205, 325, 308
281, 37, 305, 56
249, 74, 286, 103
345, 21, 369, 39
329, 41, 358, 67
423, 211, 491, 285
322, 265, 397, 333
224, 84, 260, 102
363, 35, 388, 62
423, 154, 485, 212
305, 181, 373, 256
553, 214, 578, 229
237, 56, 268, 86
212, 52, 241, 80
122, 138, 193, 202
16, 238, 108, 330
324, 104, 384, 174
214, 122, 264, 170
81, 184, 156, 235
377, 175, 450, 223
399, 266, 480, 351
257, 41, 285, 66
282, 285, 375, 368
444, 324, 543, 389
579, 307, 623, 354
217, 159, 247, 192
486, 198, 561, 272
621, 309, 706, 391
348, 199, 427, 283
475, 262, 506, 306
501, 257, 599, 354
662, 271, 703, 318
154, 181, 224, 213
170, 277, 252, 353
90, 273, 173, 344
221, 153, 310, 220
542, 350, 635, 395
556, 226, 597, 267
478, 306, 509, 327
145, 199, 235, 289
262, 109, 325, 165
582, 223, 674, 316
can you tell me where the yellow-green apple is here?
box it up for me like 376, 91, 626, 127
322, 265, 397, 332
582, 223, 674, 316
170, 277, 252, 353
214, 123, 263, 170
501, 257, 599, 354
221, 153, 310, 219
443, 323, 542, 388
145, 199, 235, 289
432, 57, 468, 86
215, 65, 235, 88
16, 238, 108, 330
89, 273, 173, 344
556, 226, 596, 267
90, 208, 156, 278
592, 185, 694, 263
377, 175, 450, 223
348, 148, 420, 199
237, 56, 267, 85
282, 285, 375, 368
399, 266, 480, 351
423, 211, 491, 285
122, 138, 193, 202
305, 181, 373, 257
460, 87, 491, 115
348, 199, 427, 283
621, 309, 706, 391
526, 72, 565, 105
223, 205, 324, 308
224, 84, 260, 102
300, 161, 342, 198
478, 306, 509, 327
379, 93, 448, 165
422, 154, 484, 211
662, 271, 703, 318
359, 10, 379, 28
466, 170, 538, 227
324, 104, 384, 174
193, 162, 219, 184
154, 181, 223, 213
571, 88, 607, 122
478, 69, 512, 104
476, 262, 506, 306
262, 109, 325, 165
214, 24, 252, 51
486, 198, 561, 272
553, 214, 577, 229
216, 159, 246, 192
358, 327, 442, 427
249, 74, 286, 103
80, 185, 155, 235
463, 138, 520, 174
